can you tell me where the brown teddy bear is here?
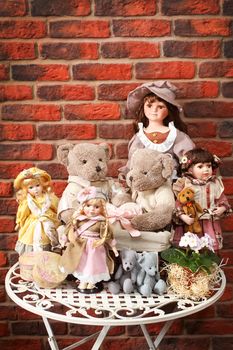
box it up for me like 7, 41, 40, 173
126, 148, 175, 232
177, 187, 203, 234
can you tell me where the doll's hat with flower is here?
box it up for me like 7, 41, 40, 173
77, 186, 107, 204
127, 80, 182, 117
14, 167, 51, 191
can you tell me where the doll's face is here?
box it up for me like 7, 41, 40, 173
144, 99, 168, 124
83, 199, 102, 217
27, 180, 43, 197
189, 162, 213, 181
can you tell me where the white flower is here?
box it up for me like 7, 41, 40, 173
200, 233, 215, 252
180, 155, 188, 164
179, 232, 202, 253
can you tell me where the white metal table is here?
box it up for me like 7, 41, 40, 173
5, 263, 226, 350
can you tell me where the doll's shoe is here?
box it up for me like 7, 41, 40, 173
77, 282, 103, 294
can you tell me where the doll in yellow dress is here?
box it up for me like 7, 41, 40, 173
14, 167, 60, 255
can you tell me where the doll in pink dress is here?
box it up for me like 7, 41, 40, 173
120, 81, 195, 180
173, 148, 232, 251
61, 186, 119, 294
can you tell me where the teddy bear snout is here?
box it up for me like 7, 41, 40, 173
96, 165, 102, 172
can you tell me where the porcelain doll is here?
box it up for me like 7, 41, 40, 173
173, 148, 231, 250
60, 186, 119, 294
14, 167, 60, 255
120, 80, 195, 179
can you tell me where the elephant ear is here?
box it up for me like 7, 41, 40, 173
99, 142, 111, 160
159, 153, 174, 179
57, 143, 74, 166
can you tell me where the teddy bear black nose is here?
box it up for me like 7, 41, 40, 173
129, 176, 133, 182
96, 165, 101, 172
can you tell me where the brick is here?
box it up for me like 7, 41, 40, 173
186, 319, 233, 335
0, 339, 42, 350
52, 181, 67, 198
223, 0, 233, 15
95, 0, 156, 16
0, 199, 17, 215
0, 20, 46, 39
0, 42, 36, 60
222, 82, 233, 98
184, 101, 233, 118
224, 266, 233, 282
174, 19, 232, 36
50, 20, 110, 38
195, 140, 232, 157
113, 19, 170, 37
219, 121, 233, 138
220, 160, 233, 177
163, 40, 220, 58
222, 215, 233, 232
39, 163, 68, 179
98, 83, 139, 100
187, 121, 217, 138
199, 61, 233, 78
224, 40, 233, 58
2, 104, 61, 121
135, 62, 195, 79
115, 143, 129, 159
0, 252, 7, 267
73, 63, 132, 80
161, 0, 219, 15
40, 42, 99, 60
213, 337, 233, 350
0, 163, 34, 179
64, 103, 120, 120
12, 64, 69, 81
0, 64, 9, 80
0, 182, 12, 197
176, 81, 219, 99
0, 323, 9, 337
0, 144, 54, 160
0, 0, 27, 16
0, 85, 32, 101
223, 178, 233, 195
31, 0, 91, 16
37, 85, 95, 101
99, 123, 134, 139
12, 321, 67, 336
0, 218, 15, 233
0, 124, 35, 141
38, 124, 96, 140
0, 287, 6, 302
101, 41, 159, 58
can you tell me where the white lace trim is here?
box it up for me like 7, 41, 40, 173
137, 122, 177, 152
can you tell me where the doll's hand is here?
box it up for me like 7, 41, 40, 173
112, 247, 119, 257
212, 206, 226, 217
180, 214, 195, 225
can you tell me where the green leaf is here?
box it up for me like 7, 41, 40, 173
161, 248, 188, 266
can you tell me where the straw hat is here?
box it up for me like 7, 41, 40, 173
77, 186, 107, 204
127, 80, 182, 116
14, 167, 51, 191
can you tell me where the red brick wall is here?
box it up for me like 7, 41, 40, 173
1, 0, 233, 349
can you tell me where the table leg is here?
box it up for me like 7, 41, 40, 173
42, 316, 59, 350
91, 325, 111, 350
153, 320, 173, 349
140, 324, 156, 350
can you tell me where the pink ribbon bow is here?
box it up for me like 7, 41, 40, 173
106, 203, 141, 237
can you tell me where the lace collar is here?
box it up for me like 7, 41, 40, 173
184, 173, 217, 186
137, 122, 177, 152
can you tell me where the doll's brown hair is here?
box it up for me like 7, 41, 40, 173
180, 148, 220, 174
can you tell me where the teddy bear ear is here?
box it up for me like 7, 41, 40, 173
57, 143, 74, 166
99, 142, 111, 160
159, 154, 174, 179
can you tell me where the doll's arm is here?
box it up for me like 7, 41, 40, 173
179, 213, 195, 225
15, 200, 30, 229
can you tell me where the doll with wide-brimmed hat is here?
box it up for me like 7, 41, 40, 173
14, 167, 60, 255
120, 81, 195, 179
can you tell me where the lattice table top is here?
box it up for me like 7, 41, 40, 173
5, 263, 226, 326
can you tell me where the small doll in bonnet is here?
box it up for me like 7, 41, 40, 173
14, 167, 60, 255
60, 186, 118, 294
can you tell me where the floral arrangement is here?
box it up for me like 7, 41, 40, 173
161, 232, 221, 300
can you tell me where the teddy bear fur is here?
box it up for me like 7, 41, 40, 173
57, 142, 130, 224
126, 148, 175, 231
137, 252, 167, 297
177, 187, 203, 234
108, 249, 138, 294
